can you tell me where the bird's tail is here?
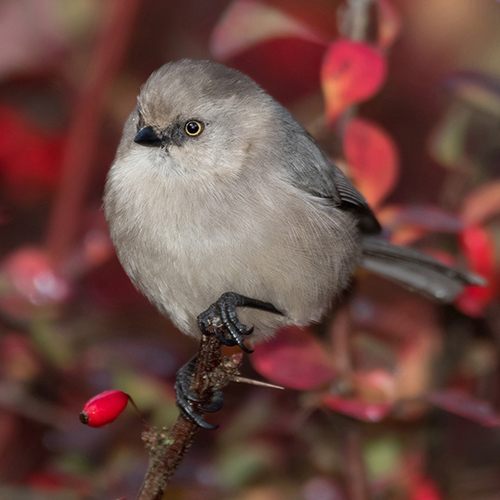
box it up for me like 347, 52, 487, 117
360, 236, 486, 302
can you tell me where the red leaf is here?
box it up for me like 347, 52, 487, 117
427, 390, 500, 427
343, 118, 399, 207
376, 0, 402, 49
461, 180, 500, 225
210, 0, 327, 61
456, 225, 498, 316
0, 105, 64, 205
322, 394, 392, 422
226, 37, 327, 105
321, 40, 386, 123
251, 326, 336, 390
410, 478, 444, 500
80, 390, 130, 428
460, 225, 497, 277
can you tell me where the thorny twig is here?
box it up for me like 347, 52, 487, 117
136, 333, 242, 500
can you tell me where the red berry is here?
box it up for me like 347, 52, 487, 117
79, 390, 130, 428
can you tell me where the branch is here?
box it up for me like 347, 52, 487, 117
136, 335, 242, 500
331, 3, 373, 499
47, 0, 143, 265
340, 421, 370, 500
329, 303, 354, 389
336, 0, 374, 137
339, 0, 374, 41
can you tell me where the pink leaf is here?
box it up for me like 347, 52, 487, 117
210, 0, 327, 61
322, 394, 392, 422
321, 40, 386, 123
343, 118, 399, 207
427, 390, 500, 427
379, 204, 462, 233
251, 326, 336, 390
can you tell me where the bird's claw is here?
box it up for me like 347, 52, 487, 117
197, 292, 282, 353
174, 356, 222, 430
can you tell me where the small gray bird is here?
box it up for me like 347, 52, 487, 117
104, 59, 482, 427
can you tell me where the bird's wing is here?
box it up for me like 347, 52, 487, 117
280, 120, 381, 235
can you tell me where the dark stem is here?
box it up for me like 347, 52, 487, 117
335, 0, 374, 140
338, 419, 370, 500
339, 0, 374, 41
136, 335, 241, 500
329, 303, 353, 393
333, 4, 373, 497
46, 0, 143, 265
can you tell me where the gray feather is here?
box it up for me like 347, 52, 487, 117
272, 107, 381, 234
361, 237, 486, 302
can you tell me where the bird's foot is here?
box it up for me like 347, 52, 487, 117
174, 356, 222, 430
197, 292, 282, 353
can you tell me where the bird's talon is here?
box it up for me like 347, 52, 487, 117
197, 292, 281, 353
242, 326, 254, 336
214, 331, 236, 347
175, 356, 222, 429
179, 406, 217, 430
202, 391, 223, 413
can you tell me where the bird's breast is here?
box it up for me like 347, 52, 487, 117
104, 155, 361, 338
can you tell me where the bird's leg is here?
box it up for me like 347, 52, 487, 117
176, 293, 281, 429
197, 292, 283, 353
174, 355, 223, 430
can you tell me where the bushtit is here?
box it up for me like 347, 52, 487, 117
104, 59, 482, 426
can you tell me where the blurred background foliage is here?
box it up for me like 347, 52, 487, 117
0, 0, 499, 499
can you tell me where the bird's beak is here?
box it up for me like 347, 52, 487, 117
134, 126, 162, 147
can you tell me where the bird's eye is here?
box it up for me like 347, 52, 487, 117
185, 120, 203, 136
